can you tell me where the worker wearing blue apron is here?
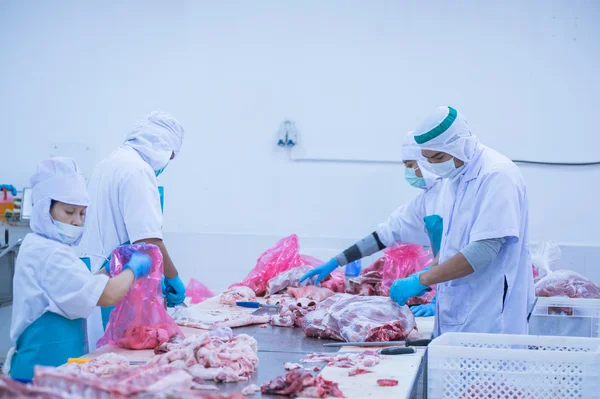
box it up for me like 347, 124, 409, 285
299, 132, 445, 315
6, 157, 151, 380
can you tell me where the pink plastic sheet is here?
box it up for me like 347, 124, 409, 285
186, 278, 214, 304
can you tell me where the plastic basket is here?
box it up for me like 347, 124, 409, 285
529, 297, 600, 338
428, 332, 600, 399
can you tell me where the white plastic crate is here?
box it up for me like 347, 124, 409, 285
428, 332, 600, 399
529, 297, 600, 338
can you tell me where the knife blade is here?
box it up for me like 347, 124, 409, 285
323, 338, 431, 348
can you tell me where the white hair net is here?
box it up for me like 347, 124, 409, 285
29, 157, 89, 245
413, 106, 481, 165
123, 111, 185, 171
401, 131, 438, 190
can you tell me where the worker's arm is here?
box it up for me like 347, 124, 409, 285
134, 238, 178, 279
97, 269, 134, 307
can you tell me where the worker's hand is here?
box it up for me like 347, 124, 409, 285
123, 252, 152, 279
389, 272, 429, 306
299, 258, 339, 285
163, 275, 186, 307
410, 297, 436, 317
0, 184, 17, 196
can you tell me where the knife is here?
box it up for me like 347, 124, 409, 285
323, 338, 431, 348
236, 301, 280, 309
378, 347, 416, 355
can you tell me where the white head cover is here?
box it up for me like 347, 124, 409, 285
29, 157, 90, 245
123, 111, 185, 171
413, 106, 481, 165
401, 131, 438, 190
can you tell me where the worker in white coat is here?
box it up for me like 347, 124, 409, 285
81, 111, 186, 351
389, 106, 535, 336
300, 132, 444, 317
6, 158, 151, 381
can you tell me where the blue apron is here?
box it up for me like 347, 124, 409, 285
424, 214, 443, 257
101, 186, 164, 329
10, 312, 87, 381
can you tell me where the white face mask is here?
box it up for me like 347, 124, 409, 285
52, 219, 84, 245
429, 157, 465, 180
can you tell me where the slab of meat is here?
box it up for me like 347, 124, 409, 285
261, 369, 345, 398
271, 296, 317, 328
535, 270, 600, 299
0, 376, 64, 398
220, 286, 257, 305
377, 379, 398, 387
321, 270, 346, 293
301, 351, 381, 369
149, 331, 259, 383
217, 314, 270, 329
60, 353, 130, 376
266, 265, 313, 296
302, 294, 416, 342
228, 235, 323, 296
287, 286, 335, 302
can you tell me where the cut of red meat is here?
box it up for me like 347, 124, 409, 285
535, 270, 600, 299
117, 324, 171, 350
287, 286, 335, 302
302, 294, 416, 342
261, 369, 345, 398
321, 270, 346, 293
377, 379, 398, 387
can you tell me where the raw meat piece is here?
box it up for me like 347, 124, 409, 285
60, 353, 130, 376
535, 270, 600, 299
217, 314, 270, 329
266, 265, 313, 296
0, 376, 64, 398
284, 362, 302, 370
287, 286, 334, 302
149, 331, 259, 383
302, 294, 416, 342
117, 324, 171, 350
377, 379, 398, 387
261, 369, 345, 398
220, 286, 257, 305
98, 244, 183, 350
301, 351, 381, 369
229, 235, 323, 296
348, 367, 373, 377
241, 384, 260, 395
271, 296, 317, 328
321, 270, 346, 293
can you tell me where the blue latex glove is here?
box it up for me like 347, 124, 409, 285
389, 272, 429, 306
410, 296, 436, 317
123, 252, 152, 279
0, 184, 17, 196
299, 258, 339, 285
163, 275, 186, 307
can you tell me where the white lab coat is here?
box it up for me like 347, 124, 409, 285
377, 180, 445, 248
432, 146, 534, 336
10, 233, 108, 343
80, 146, 163, 350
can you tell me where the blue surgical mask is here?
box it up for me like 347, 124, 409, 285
429, 157, 465, 180
52, 219, 84, 245
405, 167, 427, 189
155, 162, 169, 177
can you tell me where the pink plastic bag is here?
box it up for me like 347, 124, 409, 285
535, 270, 600, 299
97, 244, 183, 350
229, 234, 322, 296
186, 278, 214, 304
381, 244, 435, 305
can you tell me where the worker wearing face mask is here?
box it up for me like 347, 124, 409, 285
300, 133, 445, 317
389, 106, 534, 336
6, 158, 151, 380
80, 111, 186, 351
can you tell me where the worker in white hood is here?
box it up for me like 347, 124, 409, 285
80, 111, 185, 351
389, 106, 535, 336
300, 132, 444, 317
7, 158, 151, 380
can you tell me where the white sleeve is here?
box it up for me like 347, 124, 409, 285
468, 171, 523, 243
119, 167, 163, 243
41, 248, 109, 320
376, 192, 430, 248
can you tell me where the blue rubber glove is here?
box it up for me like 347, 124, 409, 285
163, 275, 186, 307
389, 272, 429, 306
299, 258, 339, 285
410, 296, 436, 317
0, 184, 17, 196
123, 252, 152, 279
